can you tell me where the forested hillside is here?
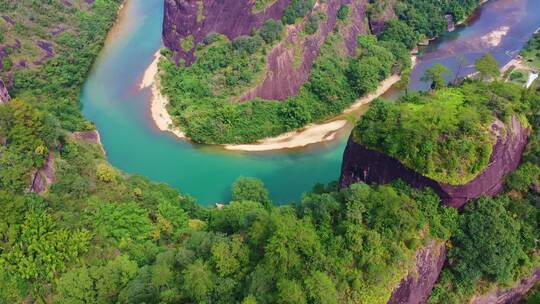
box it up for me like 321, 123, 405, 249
0, 0, 539, 303
159, 0, 481, 144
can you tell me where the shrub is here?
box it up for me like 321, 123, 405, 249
337, 5, 349, 21
259, 19, 284, 44
96, 163, 117, 183
282, 0, 315, 24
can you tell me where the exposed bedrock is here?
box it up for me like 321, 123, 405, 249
367, 0, 396, 35
29, 152, 56, 194
471, 268, 540, 304
163, 0, 292, 65
0, 78, 10, 103
339, 116, 529, 208
387, 240, 446, 304
239, 0, 368, 101
162, 0, 368, 100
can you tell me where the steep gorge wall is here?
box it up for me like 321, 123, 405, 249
340, 116, 529, 208
162, 0, 369, 101
163, 0, 292, 65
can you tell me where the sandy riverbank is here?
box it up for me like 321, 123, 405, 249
143, 51, 408, 151
140, 51, 186, 139
223, 74, 402, 151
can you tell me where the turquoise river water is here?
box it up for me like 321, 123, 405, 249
81, 0, 540, 205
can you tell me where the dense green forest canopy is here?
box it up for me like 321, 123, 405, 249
354, 80, 530, 185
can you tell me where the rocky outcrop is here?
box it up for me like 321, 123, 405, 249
29, 152, 55, 194
388, 240, 446, 304
163, 0, 369, 101
340, 116, 529, 208
163, 0, 292, 65
470, 268, 540, 304
0, 78, 10, 103
71, 130, 106, 155
239, 0, 368, 101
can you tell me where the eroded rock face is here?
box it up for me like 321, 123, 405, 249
163, 0, 292, 65
239, 0, 368, 101
388, 240, 446, 304
340, 116, 529, 208
0, 78, 10, 103
470, 268, 540, 304
163, 0, 368, 101
29, 152, 55, 194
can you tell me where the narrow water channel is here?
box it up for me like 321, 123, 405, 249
81, 0, 540, 205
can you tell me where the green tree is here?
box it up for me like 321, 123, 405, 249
85, 199, 153, 243
156, 200, 189, 241
421, 63, 451, 90
380, 19, 417, 49
279, 100, 312, 130
182, 260, 215, 302
277, 279, 307, 304
1, 211, 90, 281
259, 19, 284, 44
348, 56, 383, 95
211, 235, 249, 279
475, 53, 500, 80
54, 256, 138, 304
231, 177, 271, 207
449, 197, 525, 284
304, 271, 338, 304
337, 4, 349, 21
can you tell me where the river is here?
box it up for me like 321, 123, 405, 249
81, 0, 540, 205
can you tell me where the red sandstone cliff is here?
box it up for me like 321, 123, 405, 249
163, 0, 292, 65
387, 240, 446, 304
339, 116, 529, 208
387, 244, 539, 304
0, 78, 10, 103
162, 0, 368, 101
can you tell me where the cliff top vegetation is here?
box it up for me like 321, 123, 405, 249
353, 80, 530, 185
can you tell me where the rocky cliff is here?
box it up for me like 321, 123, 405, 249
340, 116, 529, 208
29, 152, 55, 194
470, 268, 540, 304
0, 78, 10, 103
163, 0, 292, 65
162, 0, 368, 101
388, 240, 446, 304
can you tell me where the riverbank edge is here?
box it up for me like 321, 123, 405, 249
143, 51, 412, 151
141, 51, 186, 139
